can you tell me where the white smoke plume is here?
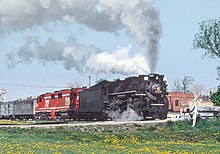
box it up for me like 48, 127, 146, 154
107, 105, 143, 121
2, 0, 161, 75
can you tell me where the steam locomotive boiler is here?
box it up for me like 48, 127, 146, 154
77, 73, 168, 120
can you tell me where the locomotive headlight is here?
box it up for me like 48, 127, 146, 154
151, 83, 162, 95
154, 86, 162, 94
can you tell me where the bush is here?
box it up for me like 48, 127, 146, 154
210, 86, 220, 106
167, 120, 191, 131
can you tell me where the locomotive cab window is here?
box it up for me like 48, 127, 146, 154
58, 93, 62, 98
51, 94, 55, 99
74, 93, 77, 98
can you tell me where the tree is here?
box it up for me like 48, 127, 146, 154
181, 76, 194, 93
172, 78, 182, 92
193, 18, 220, 77
193, 18, 220, 59
190, 83, 205, 96
210, 86, 220, 106
67, 81, 82, 88
172, 76, 194, 93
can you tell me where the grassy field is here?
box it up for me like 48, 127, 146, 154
0, 120, 31, 125
0, 119, 219, 153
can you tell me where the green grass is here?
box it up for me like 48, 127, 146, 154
0, 120, 31, 125
0, 119, 219, 153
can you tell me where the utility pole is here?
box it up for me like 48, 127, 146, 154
0, 88, 7, 102
89, 76, 91, 88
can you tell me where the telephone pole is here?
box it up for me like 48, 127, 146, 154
0, 88, 7, 102
89, 76, 91, 88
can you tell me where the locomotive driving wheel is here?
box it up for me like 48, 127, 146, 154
158, 113, 167, 120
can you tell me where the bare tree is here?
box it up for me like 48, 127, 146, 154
67, 81, 82, 88
172, 78, 182, 92
67, 82, 74, 88
190, 83, 205, 96
172, 76, 194, 93
181, 76, 194, 93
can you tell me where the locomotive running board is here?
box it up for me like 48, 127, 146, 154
108, 90, 136, 96
132, 94, 146, 96
151, 104, 164, 106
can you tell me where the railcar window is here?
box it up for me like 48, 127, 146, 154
39, 98, 42, 102
51, 94, 55, 99
58, 93, 62, 98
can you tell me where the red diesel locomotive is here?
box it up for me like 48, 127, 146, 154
35, 88, 84, 120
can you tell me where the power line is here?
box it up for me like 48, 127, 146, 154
0, 82, 68, 89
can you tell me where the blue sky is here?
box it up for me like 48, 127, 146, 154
0, 0, 219, 101
154, 0, 219, 91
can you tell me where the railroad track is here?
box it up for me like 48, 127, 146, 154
0, 119, 170, 128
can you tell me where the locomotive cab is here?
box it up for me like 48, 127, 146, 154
71, 88, 85, 111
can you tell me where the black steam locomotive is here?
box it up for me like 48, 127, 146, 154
77, 73, 168, 120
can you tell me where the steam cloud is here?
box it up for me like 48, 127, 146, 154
107, 105, 143, 121
2, 0, 161, 75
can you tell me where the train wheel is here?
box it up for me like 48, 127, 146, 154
158, 113, 167, 120
68, 112, 76, 121
143, 113, 155, 120
151, 114, 156, 120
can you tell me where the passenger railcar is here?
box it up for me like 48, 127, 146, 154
13, 98, 36, 119
0, 98, 35, 119
0, 101, 14, 119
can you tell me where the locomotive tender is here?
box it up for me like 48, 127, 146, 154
0, 73, 168, 120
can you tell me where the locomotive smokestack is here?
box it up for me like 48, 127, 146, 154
4, 0, 161, 75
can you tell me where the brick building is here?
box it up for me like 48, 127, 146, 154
167, 92, 212, 112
